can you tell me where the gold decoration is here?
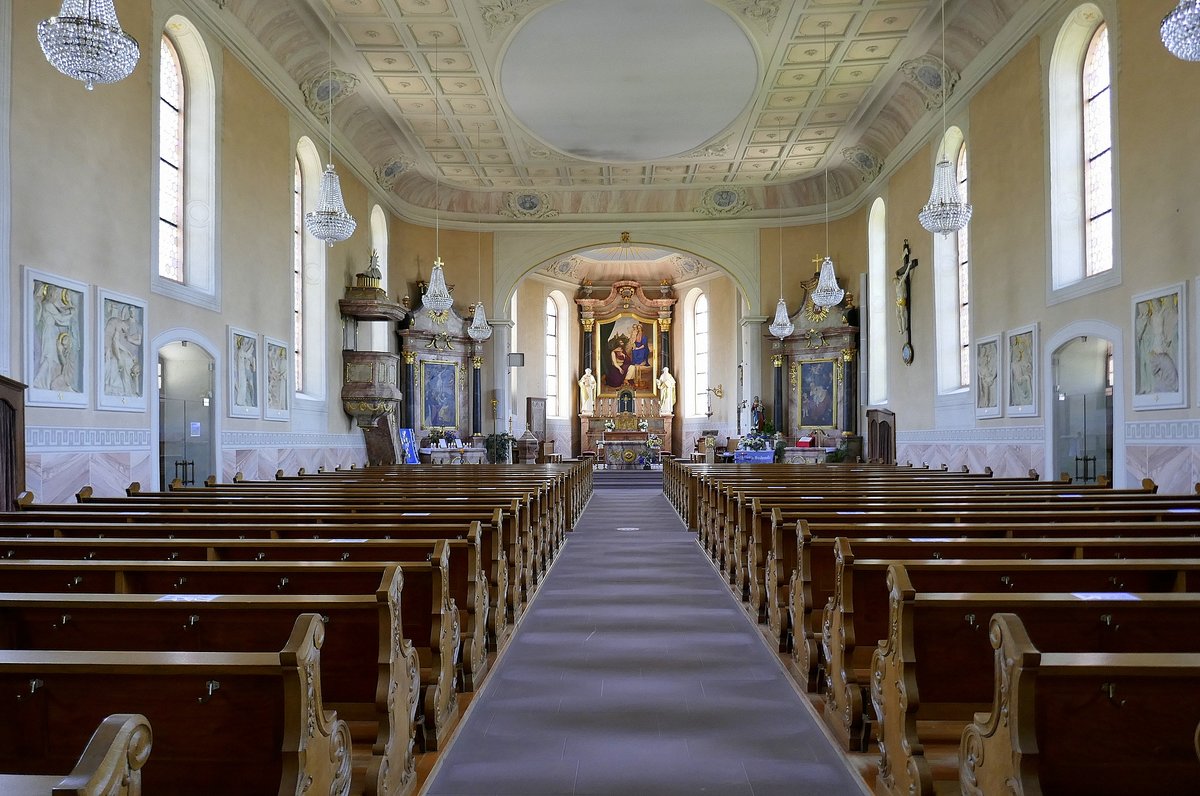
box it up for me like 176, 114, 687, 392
402, 351, 416, 365
472, 355, 483, 369
789, 362, 799, 387
659, 317, 672, 332
427, 309, 449, 325
581, 318, 594, 332
841, 348, 855, 364
772, 354, 784, 368
804, 299, 830, 323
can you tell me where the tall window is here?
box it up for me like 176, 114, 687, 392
152, 17, 218, 309
1048, 5, 1118, 299
545, 296, 559, 416
158, 36, 184, 282
1082, 23, 1112, 277
292, 159, 304, 391
867, 198, 887, 405
957, 144, 971, 386
693, 293, 709, 416
368, 205, 390, 352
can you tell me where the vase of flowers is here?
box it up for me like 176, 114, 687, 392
603, 418, 615, 432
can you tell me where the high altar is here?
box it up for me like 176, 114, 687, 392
576, 280, 676, 464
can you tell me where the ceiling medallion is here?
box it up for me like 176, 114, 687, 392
694, 186, 751, 217
300, 69, 360, 121
727, 0, 781, 34
375, 157, 414, 190
841, 145, 884, 181
499, 191, 559, 220
899, 55, 959, 111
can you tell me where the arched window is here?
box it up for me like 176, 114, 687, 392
368, 205, 390, 353
1048, 5, 1119, 300
691, 292, 709, 416
932, 130, 970, 394
153, 16, 218, 309
867, 198, 887, 405
545, 295, 559, 416
292, 159, 303, 390
294, 136, 326, 400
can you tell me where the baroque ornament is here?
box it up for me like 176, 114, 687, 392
479, 0, 549, 41
694, 186, 751, 217
727, 0, 781, 33
499, 191, 559, 219
375, 157, 414, 190
899, 55, 958, 111
841, 145, 884, 181
300, 69, 360, 121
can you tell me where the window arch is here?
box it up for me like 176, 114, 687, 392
867, 197, 887, 405
368, 205, 390, 353
1048, 4, 1119, 301
544, 294, 561, 416
683, 289, 709, 417
152, 15, 219, 309
932, 128, 969, 394
295, 136, 326, 400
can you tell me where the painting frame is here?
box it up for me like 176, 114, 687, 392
1132, 282, 1186, 411
420, 359, 460, 431
973, 333, 1003, 419
595, 313, 659, 397
1004, 323, 1039, 418
24, 266, 89, 409
95, 288, 147, 413
797, 358, 838, 430
262, 335, 291, 421
227, 326, 260, 419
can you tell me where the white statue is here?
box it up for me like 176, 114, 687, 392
656, 366, 676, 416
578, 367, 598, 415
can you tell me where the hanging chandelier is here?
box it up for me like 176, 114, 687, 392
768, 117, 794, 340
1162, 1, 1200, 61
812, 22, 845, 310
918, 0, 972, 236
423, 30, 454, 314
469, 302, 493, 341
304, 25, 355, 246
37, 0, 140, 91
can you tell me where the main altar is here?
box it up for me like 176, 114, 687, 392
576, 279, 676, 460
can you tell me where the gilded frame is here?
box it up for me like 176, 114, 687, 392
595, 313, 659, 397
24, 266, 89, 409
797, 358, 838, 430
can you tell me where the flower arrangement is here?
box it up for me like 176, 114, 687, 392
739, 433, 772, 451
637, 418, 649, 432
646, 433, 662, 449
603, 418, 615, 432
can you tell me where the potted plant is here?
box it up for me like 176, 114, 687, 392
484, 432, 513, 464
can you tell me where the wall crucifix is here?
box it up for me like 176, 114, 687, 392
895, 238, 919, 365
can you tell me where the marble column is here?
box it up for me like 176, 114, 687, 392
581, 319, 594, 373
772, 354, 785, 433
740, 315, 767, 436
401, 350, 416, 429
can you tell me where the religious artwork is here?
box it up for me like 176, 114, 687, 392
421, 360, 459, 429
228, 326, 260, 418
596, 314, 658, 395
973, 334, 1002, 419
1004, 323, 1039, 417
1132, 283, 1186, 410
527, 396, 547, 440
96, 289, 147, 412
798, 359, 837, 429
655, 366, 676, 415
577, 367, 597, 415
894, 239, 918, 366
24, 267, 89, 408
398, 428, 419, 464
263, 336, 290, 421
749, 395, 764, 433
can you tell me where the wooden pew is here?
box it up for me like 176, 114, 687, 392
0, 713, 151, 796
0, 553, 460, 754
870, 566, 1200, 796
959, 613, 1200, 795
0, 613, 352, 795
820, 550, 1200, 751
0, 568, 421, 796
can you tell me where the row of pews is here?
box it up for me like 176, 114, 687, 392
0, 460, 591, 795
664, 459, 1200, 795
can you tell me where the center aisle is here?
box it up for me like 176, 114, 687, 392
422, 488, 869, 795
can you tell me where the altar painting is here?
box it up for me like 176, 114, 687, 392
798, 359, 837, 429
596, 314, 658, 395
420, 360, 459, 429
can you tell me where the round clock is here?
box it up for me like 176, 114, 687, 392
901, 342, 914, 365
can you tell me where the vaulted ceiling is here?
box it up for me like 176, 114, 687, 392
208, 0, 1038, 225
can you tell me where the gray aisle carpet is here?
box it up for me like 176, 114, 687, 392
422, 488, 868, 796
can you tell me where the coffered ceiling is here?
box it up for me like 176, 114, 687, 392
208, 0, 1038, 224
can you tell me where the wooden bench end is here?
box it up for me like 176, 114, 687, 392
53, 713, 153, 796
75, 486, 94, 502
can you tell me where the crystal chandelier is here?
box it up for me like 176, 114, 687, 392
469, 302, 493, 341
918, 0, 972, 236
37, 0, 140, 91
304, 26, 355, 246
1162, 1, 1200, 61
768, 117, 793, 340
811, 23, 845, 310
424, 30, 454, 314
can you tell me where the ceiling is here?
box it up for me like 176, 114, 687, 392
210, 0, 1037, 225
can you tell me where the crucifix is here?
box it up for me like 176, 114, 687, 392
895, 239, 918, 365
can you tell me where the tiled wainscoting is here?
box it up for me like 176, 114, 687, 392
25, 427, 367, 503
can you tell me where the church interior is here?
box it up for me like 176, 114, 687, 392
2, 0, 1200, 793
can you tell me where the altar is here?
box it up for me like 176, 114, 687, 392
598, 439, 660, 470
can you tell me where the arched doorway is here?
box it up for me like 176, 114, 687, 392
157, 340, 216, 488
1051, 335, 1113, 484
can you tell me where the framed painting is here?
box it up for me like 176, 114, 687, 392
1005, 323, 1039, 417
398, 428, 419, 464
96, 288, 147, 412
595, 313, 658, 396
24, 267, 89, 408
1132, 282, 1186, 410
420, 359, 459, 430
228, 326, 260, 418
973, 334, 1002, 419
798, 358, 837, 429
262, 335, 290, 421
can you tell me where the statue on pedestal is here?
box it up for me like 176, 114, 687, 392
578, 367, 597, 416
656, 366, 676, 416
